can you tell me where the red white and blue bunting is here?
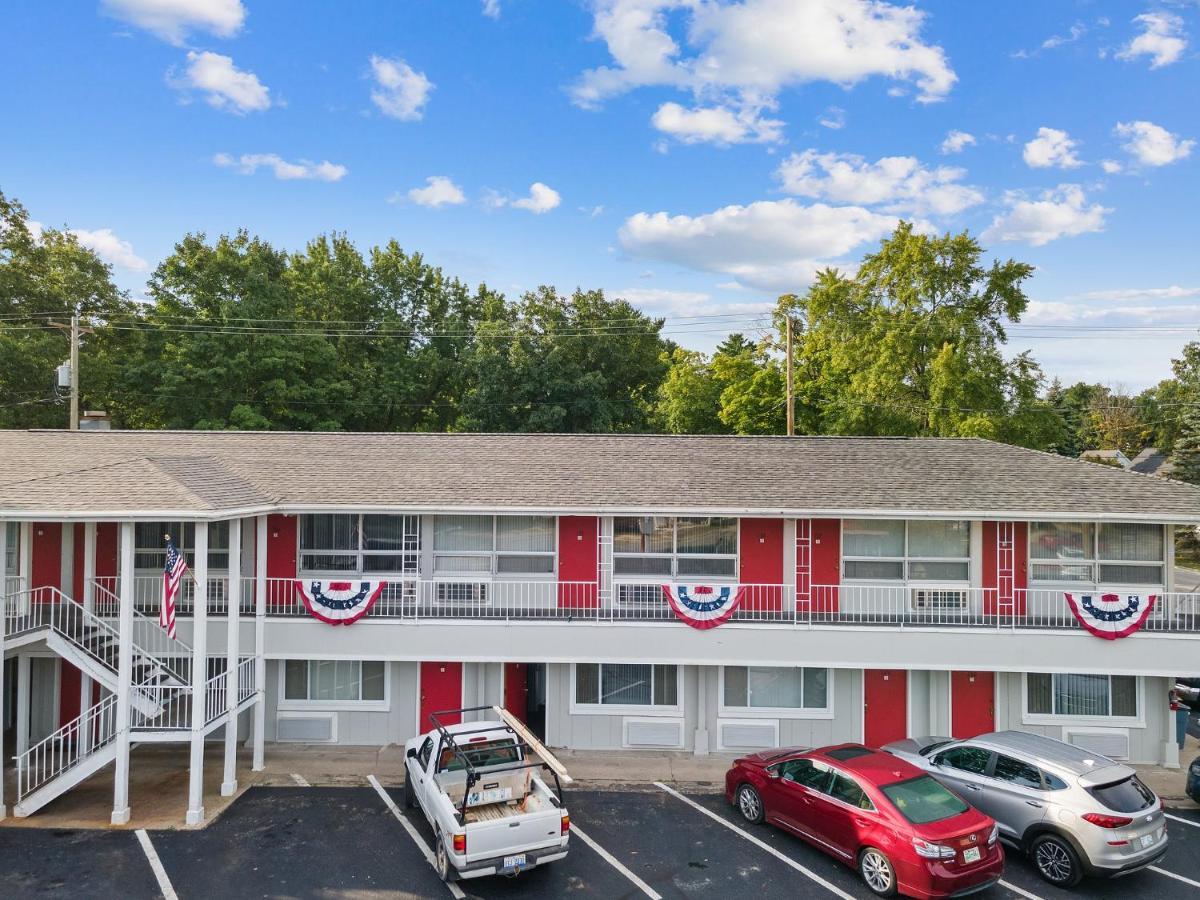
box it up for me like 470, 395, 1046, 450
1064, 592, 1157, 640
661, 583, 745, 630
295, 580, 387, 625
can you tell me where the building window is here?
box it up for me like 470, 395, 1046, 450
135, 521, 229, 571
283, 660, 386, 704
842, 519, 969, 582
1026, 673, 1138, 719
613, 517, 737, 579
431, 515, 555, 576
1030, 522, 1163, 585
299, 514, 419, 575
722, 666, 829, 712
574, 663, 679, 708
3, 522, 16, 578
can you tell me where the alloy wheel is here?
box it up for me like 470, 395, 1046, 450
1035, 840, 1073, 883
860, 849, 893, 894
737, 786, 762, 822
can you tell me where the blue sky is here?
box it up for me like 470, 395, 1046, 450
3, 0, 1198, 388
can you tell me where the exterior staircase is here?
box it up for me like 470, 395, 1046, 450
2, 585, 256, 817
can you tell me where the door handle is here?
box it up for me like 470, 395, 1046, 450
964, 784, 981, 791
854, 818, 871, 828
1025, 800, 1043, 808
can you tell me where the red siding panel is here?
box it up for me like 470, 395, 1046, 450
810, 518, 841, 612
982, 521, 1028, 616
739, 518, 783, 611
557, 516, 598, 608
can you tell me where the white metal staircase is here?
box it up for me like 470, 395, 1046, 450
2, 586, 256, 817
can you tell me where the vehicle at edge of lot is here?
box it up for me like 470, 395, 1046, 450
725, 743, 1004, 899
404, 706, 570, 882
1187, 754, 1200, 803
883, 730, 1167, 889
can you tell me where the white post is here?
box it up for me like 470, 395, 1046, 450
16, 653, 30, 758
252, 515, 266, 771
186, 522, 209, 826
111, 521, 135, 825
18, 522, 32, 598
221, 519, 241, 796
0, 520, 7, 818
79, 522, 96, 754
693, 665, 710, 756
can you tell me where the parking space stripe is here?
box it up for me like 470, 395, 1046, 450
1150, 865, 1200, 889
290, 773, 310, 787
571, 824, 663, 900
997, 879, 1044, 900
1165, 812, 1200, 828
135, 829, 179, 900
368, 774, 466, 899
653, 782, 858, 900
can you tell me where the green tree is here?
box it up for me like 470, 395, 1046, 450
714, 342, 786, 435
1171, 406, 1200, 485
653, 332, 760, 434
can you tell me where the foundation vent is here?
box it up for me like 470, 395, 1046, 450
1065, 730, 1130, 761
277, 714, 335, 743
623, 718, 684, 749
719, 719, 779, 750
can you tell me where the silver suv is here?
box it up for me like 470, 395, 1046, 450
883, 730, 1167, 888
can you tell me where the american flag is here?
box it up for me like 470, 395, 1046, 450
161, 535, 187, 639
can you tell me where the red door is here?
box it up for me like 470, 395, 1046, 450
864, 669, 907, 748
951, 671, 995, 739
31, 522, 62, 595
504, 663, 528, 724
420, 662, 463, 729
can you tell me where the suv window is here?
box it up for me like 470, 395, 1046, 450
417, 736, 433, 768
827, 772, 875, 810
934, 745, 992, 775
777, 758, 832, 791
993, 754, 1044, 789
1087, 776, 1155, 813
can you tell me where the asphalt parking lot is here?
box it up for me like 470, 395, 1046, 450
2, 782, 1199, 900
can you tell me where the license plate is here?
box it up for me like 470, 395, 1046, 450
962, 847, 981, 864
1141, 833, 1156, 849
503, 854, 526, 871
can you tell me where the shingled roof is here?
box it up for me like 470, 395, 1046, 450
1, 430, 1199, 522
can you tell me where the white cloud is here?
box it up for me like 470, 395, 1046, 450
1115, 120, 1195, 166
1042, 22, 1086, 50
101, 0, 244, 45
940, 130, 976, 154
775, 149, 984, 216
1073, 285, 1200, 302
369, 55, 433, 121
619, 198, 905, 292
983, 184, 1110, 247
579, 205, 606, 217
572, 0, 957, 125
651, 101, 782, 145
405, 176, 467, 208
482, 0, 501, 18
1117, 12, 1188, 68
1100, 159, 1123, 174
175, 51, 270, 114
213, 152, 346, 181
1022, 127, 1082, 169
72, 227, 150, 271
818, 106, 845, 130
617, 286, 773, 317
512, 182, 561, 214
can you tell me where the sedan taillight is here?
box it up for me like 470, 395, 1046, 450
911, 837, 956, 860
1082, 812, 1134, 829
987, 823, 999, 845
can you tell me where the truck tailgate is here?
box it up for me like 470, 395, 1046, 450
466, 806, 563, 863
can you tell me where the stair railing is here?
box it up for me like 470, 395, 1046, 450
14, 693, 119, 802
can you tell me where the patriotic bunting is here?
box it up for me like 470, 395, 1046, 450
1064, 592, 1157, 640
661, 583, 745, 630
296, 580, 387, 625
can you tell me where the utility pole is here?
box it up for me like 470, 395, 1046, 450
785, 316, 795, 437
50, 310, 92, 430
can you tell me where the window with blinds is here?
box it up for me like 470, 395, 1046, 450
134, 521, 230, 571
299, 514, 419, 575
842, 519, 970, 582
432, 514, 555, 576
613, 517, 737, 579
1026, 672, 1138, 719
1030, 522, 1163, 585
574, 663, 679, 708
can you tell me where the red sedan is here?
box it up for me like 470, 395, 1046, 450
726, 744, 1003, 899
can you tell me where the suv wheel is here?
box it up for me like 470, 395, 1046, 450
735, 785, 764, 824
1031, 834, 1083, 888
859, 847, 897, 897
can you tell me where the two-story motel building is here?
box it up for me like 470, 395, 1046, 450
2, 430, 1199, 824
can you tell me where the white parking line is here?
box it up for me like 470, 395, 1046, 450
289, 773, 310, 787
1150, 866, 1200, 889
997, 879, 1044, 900
135, 829, 179, 900
1165, 811, 1200, 828
571, 823, 662, 899
654, 782, 858, 900
367, 774, 466, 899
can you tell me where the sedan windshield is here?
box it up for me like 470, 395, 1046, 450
881, 775, 970, 825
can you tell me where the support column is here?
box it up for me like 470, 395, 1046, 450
693, 665, 710, 756
79, 522, 96, 755
186, 522, 209, 826
0, 520, 7, 819
222, 519, 241, 796
252, 515, 266, 772
18, 522, 32, 593
111, 521, 135, 825
16, 654, 30, 758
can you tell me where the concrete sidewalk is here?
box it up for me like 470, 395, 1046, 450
3, 741, 1197, 831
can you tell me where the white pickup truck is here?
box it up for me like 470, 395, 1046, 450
403, 708, 570, 882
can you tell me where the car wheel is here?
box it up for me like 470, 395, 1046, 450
735, 785, 765, 824
859, 847, 897, 897
403, 776, 416, 809
435, 832, 455, 882
1031, 834, 1083, 888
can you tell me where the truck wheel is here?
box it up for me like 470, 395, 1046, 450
435, 833, 455, 882
403, 776, 416, 809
